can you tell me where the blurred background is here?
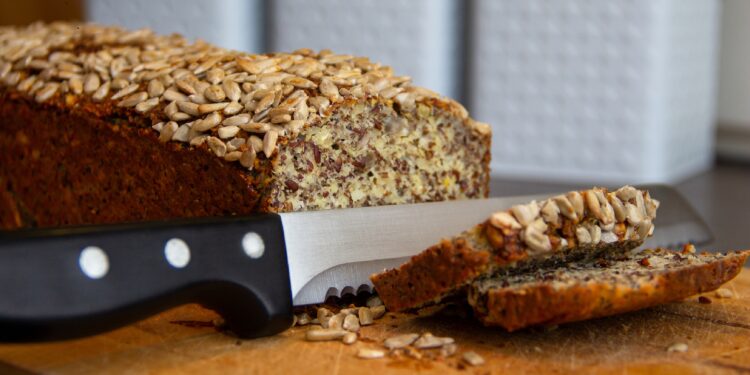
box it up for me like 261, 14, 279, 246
1, 0, 749, 248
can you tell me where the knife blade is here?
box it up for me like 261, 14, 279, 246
0, 185, 708, 342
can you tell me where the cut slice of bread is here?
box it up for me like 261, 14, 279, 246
371, 186, 660, 311
468, 246, 750, 331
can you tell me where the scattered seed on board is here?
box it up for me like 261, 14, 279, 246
305, 329, 347, 342
317, 307, 333, 327
357, 349, 385, 359
384, 333, 419, 350
343, 314, 360, 332
441, 343, 457, 357
667, 343, 688, 353
370, 305, 386, 320
342, 332, 357, 345
366, 296, 383, 308
358, 307, 374, 326
296, 313, 311, 326
326, 313, 344, 330
413, 333, 454, 349
462, 351, 485, 366
715, 288, 734, 299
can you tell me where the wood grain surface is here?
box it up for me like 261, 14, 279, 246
0, 270, 748, 375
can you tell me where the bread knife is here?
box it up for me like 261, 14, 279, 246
0, 185, 709, 342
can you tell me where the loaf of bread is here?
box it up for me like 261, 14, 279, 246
469, 246, 749, 331
372, 186, 659, 311
0, 22, 490, 229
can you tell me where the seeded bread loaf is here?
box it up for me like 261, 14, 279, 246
0, 23, 490, 229
371, 186, 659, 312
468, 246, 750, 331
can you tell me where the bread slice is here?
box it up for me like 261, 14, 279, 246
468, 246, 749, 331
371, 186, 660, 311
0, 23, 490, 229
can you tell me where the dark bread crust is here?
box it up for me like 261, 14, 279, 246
0, 91, 262, 228
469, 251, 750, 331
371, 233, 491, 312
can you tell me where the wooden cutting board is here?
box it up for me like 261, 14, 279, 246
0, 271, 748, 375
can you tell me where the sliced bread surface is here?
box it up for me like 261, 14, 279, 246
467, 246, 750, 331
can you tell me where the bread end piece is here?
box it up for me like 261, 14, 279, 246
468, 248, 750, 331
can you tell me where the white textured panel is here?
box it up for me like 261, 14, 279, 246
84, 0, 263, 52
470, 0, 719, 184
269, 0, 460, 99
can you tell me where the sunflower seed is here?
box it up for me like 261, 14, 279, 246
540, 199, 561, 226
147, 79, 165, 97
609, 193, 627, 222
356, 349, 385, 359
576, 226, 592, 244
413, 333, 454, 349
523, 218, 552, 253
384, 334, 418, 350
206, 68, 225, 85
667, 343, 688, 353
305, 329, 347, 342
567, 191, 585, 219
92, 81, 111, 101
17, 75, 37, 92
296, 312, 311, 325
176, 79, 196, 95
135, 97, 160, 113
441, 343, 457, 357
224, 151, 242, 161
170, 112, 191, 121
172, 123, 190, 142
715, 288, 735, 299
317, 307, 333, 326
342, 332, 357, 345
262, 129, 278, 157
357, 308, 374, 326
190, 134, 208, 146
223, 101, 243, 115
218, 126, 240, 139
489, 211, 522, 230
207, 136, 226, 157
511, 201, 541, 226
199, 102, 229, 114
240, 148, 256, 169
111, 78, 129, 90
283, 76, 316, 89
223, 113, 251, 127
343, 314, 360, 332
370, 305, 386, 319
177, 101, 200, 116
163, 88, 188, 102
158, 121, 178, 143
83, 74, 101, 94
117, 91, 148, 107
255, 92, 275, 114
204, 85, 226, 102
366, 295, 383, 307
68, 76, 83, 94
193, 112, 222, 132
319, 78, 340, 100
111, 84, 139, 100
326, 313, 345, 329
189, 94, 207, 104
34, 82, 59, 103
3, 72, 20, 86
247, 135, 263, 153
271, 114, 291, 124
462, 351, 484, 366
222, 79, 241, 102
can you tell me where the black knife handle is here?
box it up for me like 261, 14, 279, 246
0, 215, 293, 342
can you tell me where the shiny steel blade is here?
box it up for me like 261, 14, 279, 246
280, 194, 548, 306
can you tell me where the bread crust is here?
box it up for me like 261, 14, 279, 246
371, 235, 491, 312
469, 251, 750, 331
